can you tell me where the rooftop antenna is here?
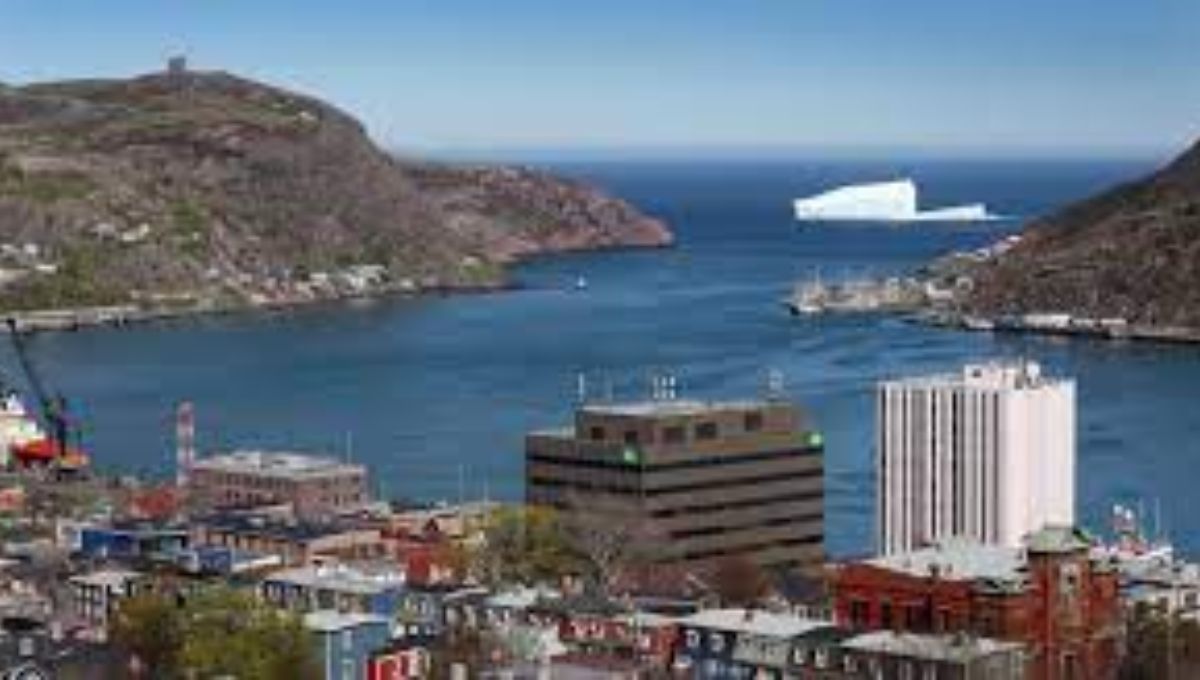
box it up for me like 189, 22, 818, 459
767, 369, 785, 400
576, 373, 589, 405
344, 430, 354, 463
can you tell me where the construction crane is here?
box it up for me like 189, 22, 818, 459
5, 318, 87, 472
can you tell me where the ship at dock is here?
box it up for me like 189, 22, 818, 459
784, 272, 932, 316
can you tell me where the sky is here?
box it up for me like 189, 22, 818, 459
1, 0, 1197, 158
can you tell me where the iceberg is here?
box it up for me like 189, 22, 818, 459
793, 178, 997, 223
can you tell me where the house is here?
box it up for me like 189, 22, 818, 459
841, 631, 1027, 680
66, 569, 149, 635
305, 610, 391, 680
672, 608, 835, 678
192, 515, 386, 566
367, 637, 434, 680
831, 527, 1120, 680
76, 524, 189, 561
262, 562, 405, 617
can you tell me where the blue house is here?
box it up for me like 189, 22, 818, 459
304, 611, 391, 680
261, 563, 405, 617
77, 525, 189, 561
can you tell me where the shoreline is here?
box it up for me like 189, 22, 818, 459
915, 311, 1200, 347
0, 241, 673, 334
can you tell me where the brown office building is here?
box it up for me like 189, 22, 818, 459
189, 450, 368, 521
526, 397, 824, 572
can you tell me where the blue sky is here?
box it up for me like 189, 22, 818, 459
1, 1, 1197, 157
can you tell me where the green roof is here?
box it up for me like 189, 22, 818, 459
1024, 525, 1092, 554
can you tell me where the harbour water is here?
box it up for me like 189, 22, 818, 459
2, 156, 1196, 558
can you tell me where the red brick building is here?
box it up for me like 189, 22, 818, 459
831, 526, 1120, 680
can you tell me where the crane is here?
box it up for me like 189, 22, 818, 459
5, 318, 86, 471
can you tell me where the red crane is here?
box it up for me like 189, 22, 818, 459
5, 318, 88, 472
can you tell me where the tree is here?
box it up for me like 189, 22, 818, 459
1121, 602, 1200, 680
179, 588, 320, 680
479, 505, 576, 586
561, 492, 663, 598
112, 587, 320, 680
112, 593, 184, 676
710, 555, 771, 608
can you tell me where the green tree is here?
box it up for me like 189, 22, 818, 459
479, 505, 576, 586
112, 593, 184, 676
112, 587, 320, 680
179, 588, 320, 680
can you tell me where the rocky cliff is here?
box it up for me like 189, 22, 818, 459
0, 69, 671, 313
964, 140, 1200, 327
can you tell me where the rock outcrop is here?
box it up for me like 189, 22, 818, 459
0, 69, 671, 312
964, 140, 1200, 327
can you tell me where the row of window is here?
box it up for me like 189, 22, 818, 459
530, 467, 822, 499
679, 534, 823, 563
670, 511, 824, 540
651, 489, 824, 518
529, 446, 818, 474
587, 412, 766, 446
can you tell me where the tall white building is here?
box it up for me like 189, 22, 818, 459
876, 361, 1075, 555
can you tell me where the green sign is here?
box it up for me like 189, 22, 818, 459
622, 447, 641, 465
807, 431, 824, 448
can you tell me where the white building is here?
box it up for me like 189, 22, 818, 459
876, 361, 1075, 555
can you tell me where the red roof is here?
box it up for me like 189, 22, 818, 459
12, 438, 88, 468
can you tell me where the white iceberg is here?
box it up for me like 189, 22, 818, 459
793, 178, 998, 223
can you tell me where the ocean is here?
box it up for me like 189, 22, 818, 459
3, 156, 1196, 558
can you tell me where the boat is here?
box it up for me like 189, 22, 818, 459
574, 276, 588, 291
785, 275, 829, 316
0, 390, 46, 469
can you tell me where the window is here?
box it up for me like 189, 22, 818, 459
695, 422, 719, 440
881, 601, 894, 629
623, 430, 639, 445
685, 629, 701, 649
814, 648, 829, 669
663, 426, 686, 444
744, 412, 763, 432
709, 631, 725, 653
589, 426, 605, 441
850, 599, 870, 628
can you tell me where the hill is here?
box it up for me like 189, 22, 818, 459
964, 140, 1200, 327
0, 68, 671, 315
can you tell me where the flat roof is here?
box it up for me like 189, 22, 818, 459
679, 608, 832, 639
881, 361, 1070, 392
192, 450, 365, 477
199, 516, 372, 541
866, 540, 1024, 583
843, 631, 1024, 662
68, 569, 143, 588
303, 609, 389, 633
581, 399, 777, 418
264, 563, 404, 595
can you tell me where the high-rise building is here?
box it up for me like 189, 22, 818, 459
526, 395, 825, 572
876, 361, 1075, 555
